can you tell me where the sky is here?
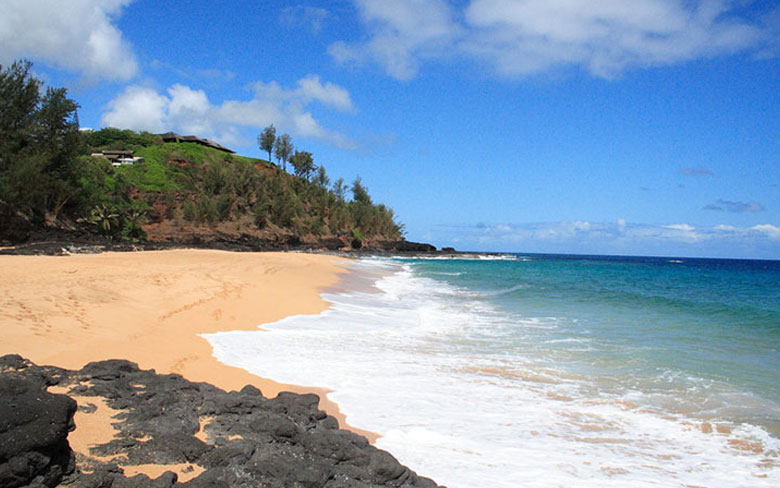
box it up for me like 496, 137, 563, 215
1, 0, 779, 259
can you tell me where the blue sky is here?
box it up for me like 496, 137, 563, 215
2, 0, 779, 258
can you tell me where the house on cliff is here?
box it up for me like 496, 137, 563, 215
91, 149, 144, 167
158, 132, 235, 154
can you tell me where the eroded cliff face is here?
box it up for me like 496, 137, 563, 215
0, 355, 440, 488
1, 224, 439, 256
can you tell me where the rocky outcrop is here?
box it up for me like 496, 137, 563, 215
0, 355, 440, 488
0, 355, 77, 488
361, 240, 437, 254
0, 226, 444, 256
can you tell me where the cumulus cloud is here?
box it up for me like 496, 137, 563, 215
166, 84, 213, 136
253, 75, 355, 113
0, 0, 138, 81
329, 0, 461, 80
463, 0, 761, 77
333, 0, 768, 79
441, 219, 780, 256
102, 86, 169, 133
703, 199, 765, 213
101, 76, 356, 149
472, 220, 620, 245
751, 224, 780, 240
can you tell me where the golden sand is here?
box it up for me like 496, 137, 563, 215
1, 249, 377, 476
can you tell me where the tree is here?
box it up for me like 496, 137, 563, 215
351, 176, 372, 205
80, 204, 119, 235
123, 207, 148, 240
289, 150, 315, 179
258, 124, 276, 163
274, 133, 293, 172
0, 61, 40, 162
315, 165, 330, 188
82, 128, 159, 151
332, 178, 347, 200
36, 86, 81, 217
0, 60, 81, 223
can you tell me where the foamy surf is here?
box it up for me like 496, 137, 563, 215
204, 257, 779, 488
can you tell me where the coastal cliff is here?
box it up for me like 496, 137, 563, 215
0, 226, 437, 256
1, 355, 440, 488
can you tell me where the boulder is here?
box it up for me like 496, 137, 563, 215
0, 371, 76, 487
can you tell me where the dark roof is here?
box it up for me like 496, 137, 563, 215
158, 132, 235, 154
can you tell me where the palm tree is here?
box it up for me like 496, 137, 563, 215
124, 208, 148, 239
81, 204, 119, 235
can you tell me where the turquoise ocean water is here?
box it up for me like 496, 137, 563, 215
206, 254, 780, 487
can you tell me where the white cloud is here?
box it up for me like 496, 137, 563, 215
464, 0, 760, 77
334, 0, 767, 79
329, 0, 461, 80
280, 6, 330, 34
751, 224, 780, 240
101, 86, 168, 133
101, 76, 356, 149
647, 223, 702, 242
252, 75, 355, 113
451, 220, 780, 256
166, 84, 213, 136
664, 224, 695, 232
0, 0, 138, 81
296, 75, 354, 112
475, 220, 606, 243
764, 5, 780, 54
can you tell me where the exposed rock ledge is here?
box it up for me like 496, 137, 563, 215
0, 355, 441, 488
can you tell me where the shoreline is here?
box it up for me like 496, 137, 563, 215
0, 249, 378, 446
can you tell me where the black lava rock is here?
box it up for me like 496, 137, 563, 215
0, 358, 77, 488
0, 355, 441, 488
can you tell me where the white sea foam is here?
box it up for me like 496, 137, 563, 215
475, 283, 529, 297
204, 259, 780, 488
384, 253, 521, 261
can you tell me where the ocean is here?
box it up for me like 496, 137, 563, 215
205, 254, 780, 487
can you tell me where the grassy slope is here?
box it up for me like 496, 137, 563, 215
115, 142, 270, 192
89, 138, 403, 243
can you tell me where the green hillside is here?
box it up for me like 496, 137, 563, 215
0, 61, 404, 247
82, 130, 403, 242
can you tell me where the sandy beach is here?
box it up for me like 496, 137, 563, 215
0, 249, 376, 477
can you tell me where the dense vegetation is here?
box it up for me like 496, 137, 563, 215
0, 60, 404, 244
